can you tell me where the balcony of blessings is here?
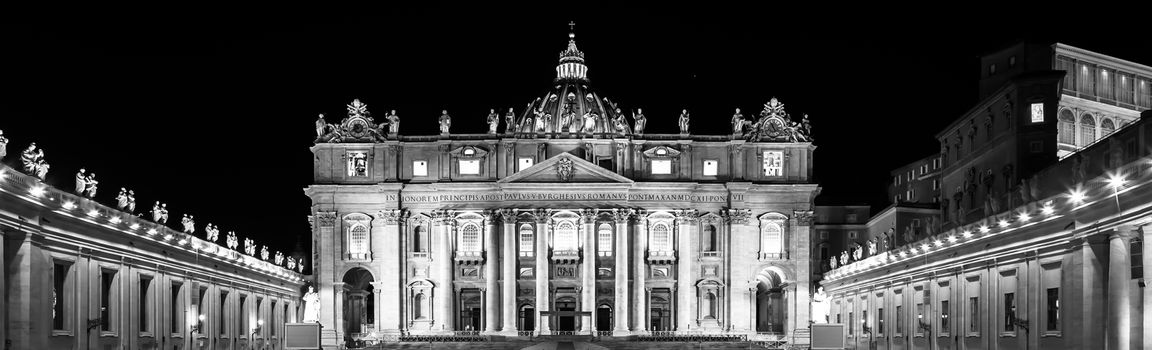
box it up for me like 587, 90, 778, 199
395, 192, 731, 203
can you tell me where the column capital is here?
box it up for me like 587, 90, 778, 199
724, 208, 751, 224
316, 211, 338, 227
495, 208, 515, 222
613, 209, 634, 223
1111, 226, 1137, 240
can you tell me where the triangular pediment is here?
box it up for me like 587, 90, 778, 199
498, 152, 634, 184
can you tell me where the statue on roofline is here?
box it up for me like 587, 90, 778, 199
83, 173, 98, 198
678, 109, 691, 135
613, 108, 630, 136
504, 108, 516, 134
226, 231, 239, 250
126, 190, 136, 213
205, 223, 219, 242
487, 109, 500, 134
732, 108, 746, 135
633, 108, 647, 136
181, 214, 195, 234
116, 188, 129, 210
386, 110, 400, 135
75, 168, 87, 194
0, 129, 8, 160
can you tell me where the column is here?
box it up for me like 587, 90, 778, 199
433, 213, 456, 332
1108, 227, 1134, 350
500, 210, 518, 334
632, 212, 649, 334
370, 282, 386, 333
535, 212, 552, 335
613, 210, 632, 335
484, 213, 500, 334
581, 211, 596, 333
677, 211, 697, 331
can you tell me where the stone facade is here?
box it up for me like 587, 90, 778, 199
0, 163, 303, 350
305, 28, 820, 348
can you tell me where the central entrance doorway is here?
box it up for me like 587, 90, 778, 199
596, 304, 612, 331
556, 297, 577, 331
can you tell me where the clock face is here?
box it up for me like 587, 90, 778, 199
1030, 103, 1044, 123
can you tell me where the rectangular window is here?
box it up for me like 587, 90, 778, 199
862, 310, 868, 334
940, 300, 950, 332
140, 275, 152, 333
1046, 288, 1059, 331
519, 227, 534, 255
198, 286, 208, 333
100, 270, 115, 332
837, 313, 841, 324
702, 159, 718, 176
915, 303, 924, 335
53, 262, 69, 331
763, 151, 783, 177
878, 307, 885, 333
413, 160, 428, 177
518, 157, 534, 172
896, 305, 903, 334
346, 151, 368, 177
219, 291, 228, 335
849, 312, 854, 335
459, 159, 481, 175
171, 282, 182, 333
651, 159, 672, 175
597, 225, 613, 255
1003, 292, 1016, 332
1030, 102, 1044, 123
969, 296, 979, 333
846, 213, 858, 223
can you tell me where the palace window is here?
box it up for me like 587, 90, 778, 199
347, 151, 368, 177
53, 261, 72, 331
1030, 102, 1044, 123
651, 223, 672, 251
348, 224, 369, 257
460, 224, 481, 252
1079, 113, 1096, 146
651, 159, 672, 175
459, 159, 481, 175
1101, 118, 1115, 137
1058, 109, 1075, 145
140, 275, 153, 333
100, 269, 116, 332
413, 160, 428, 177
763, 151, 783, 177
761, 220, 783, 255
597, 223, 613, 256
554, 221, 578, 251
519, 225, 534, 256
703, 159, 718, 176
518, 157, 534, 172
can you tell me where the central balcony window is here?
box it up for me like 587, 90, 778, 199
552, 220, 580, 263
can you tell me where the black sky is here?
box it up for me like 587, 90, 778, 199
3, 6, 1149, 272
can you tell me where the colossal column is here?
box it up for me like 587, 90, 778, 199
499, 210, 518, 334
376, 209, 403, 335
613, 209, 632, 335
315, 212, 340, 346
535, 211, 553, 335
1108, 227, 1134, 350
483, 212, 500, 334
676, 210, 697, 331
632, 211, 649, 334
581, 210, 596, 333
432, 212, 456, 331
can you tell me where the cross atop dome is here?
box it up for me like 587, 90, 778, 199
556, 21, 587, 82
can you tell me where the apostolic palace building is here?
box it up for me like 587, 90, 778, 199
305, 28, 819, 347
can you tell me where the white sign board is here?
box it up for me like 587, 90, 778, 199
811, 323, 846, 350
284, 323, 321, 350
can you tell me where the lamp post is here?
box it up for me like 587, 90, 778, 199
1108, 172, 1127, 213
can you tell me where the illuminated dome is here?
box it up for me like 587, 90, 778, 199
513, 24, 628, 137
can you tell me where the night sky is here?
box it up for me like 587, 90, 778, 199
3, 7, 1149, 272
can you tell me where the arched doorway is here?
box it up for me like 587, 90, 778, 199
519, 304, 535, 332
596, 304, 613, 331
755, 268, 786, 334
342, 268, 375, 342
458, 289, 482, 332
556, 297, 577, 331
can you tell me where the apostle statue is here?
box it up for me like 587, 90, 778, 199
302, 286, 321, 323
504, 108, 516, 134
315, 114, 328, 141
126, 190, 136, 213
438, 110, 452, 135
633, 109, 647, 136
21, 143, 44, 174
731, 108, 745, 135
559, 105, 573, 132
83, 173, 98, 198
613, 109, 629, 136
678, 109, 691, 135
244, 238, 256, 256
226, 231, 239, 250
0, 129, 7, 160
486, 108, 500, 134
582, 111, 597, 135
75, 168, 88, 194
181, 214, 195, 234
115, 188, 129, 210
386, 110, 400, 135
205, 223, 219, 242
534, 108, 547, 133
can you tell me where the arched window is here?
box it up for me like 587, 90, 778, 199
1101, 118, 1116, 137
554, 221, 577, 251
414, 293, 426, 319
349, 225, 369, 255
1058, 109, 1075, 145
519, 225, 534, 256
413, 226, 427, 253
597, 223, 613, 256
761, 221, 783, 254
703, 225, 718, 252
651, 223, 671, 251
460, 224, 480, 252
1079, 113, 1096, 146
